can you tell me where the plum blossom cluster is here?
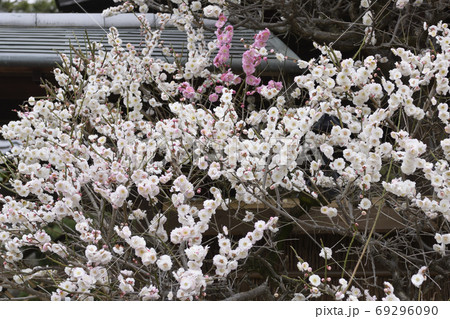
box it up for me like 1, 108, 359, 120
433, 233, 450, 256
213, 14, 233, 68
295, 250, 377, 301
241, 28, 271, 86
292, 21, 450, 223
0, 0, 449, 300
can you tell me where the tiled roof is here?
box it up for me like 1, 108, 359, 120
0, 13, 299, 72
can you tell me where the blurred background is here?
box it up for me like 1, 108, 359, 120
0, 0, 114, 12
0, 0, 58, 12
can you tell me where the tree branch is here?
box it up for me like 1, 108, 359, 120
224, 282, 272, 301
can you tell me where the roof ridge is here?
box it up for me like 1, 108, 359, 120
0, 12, 218, 28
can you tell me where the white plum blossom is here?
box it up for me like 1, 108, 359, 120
411, 274, 424, 288
319, 247, 332, 260
0, 0, 447, 301
157, 255, 173, 271
321, 206, 338, 218
309, 274, 321, 287
359, 198, 372, 210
